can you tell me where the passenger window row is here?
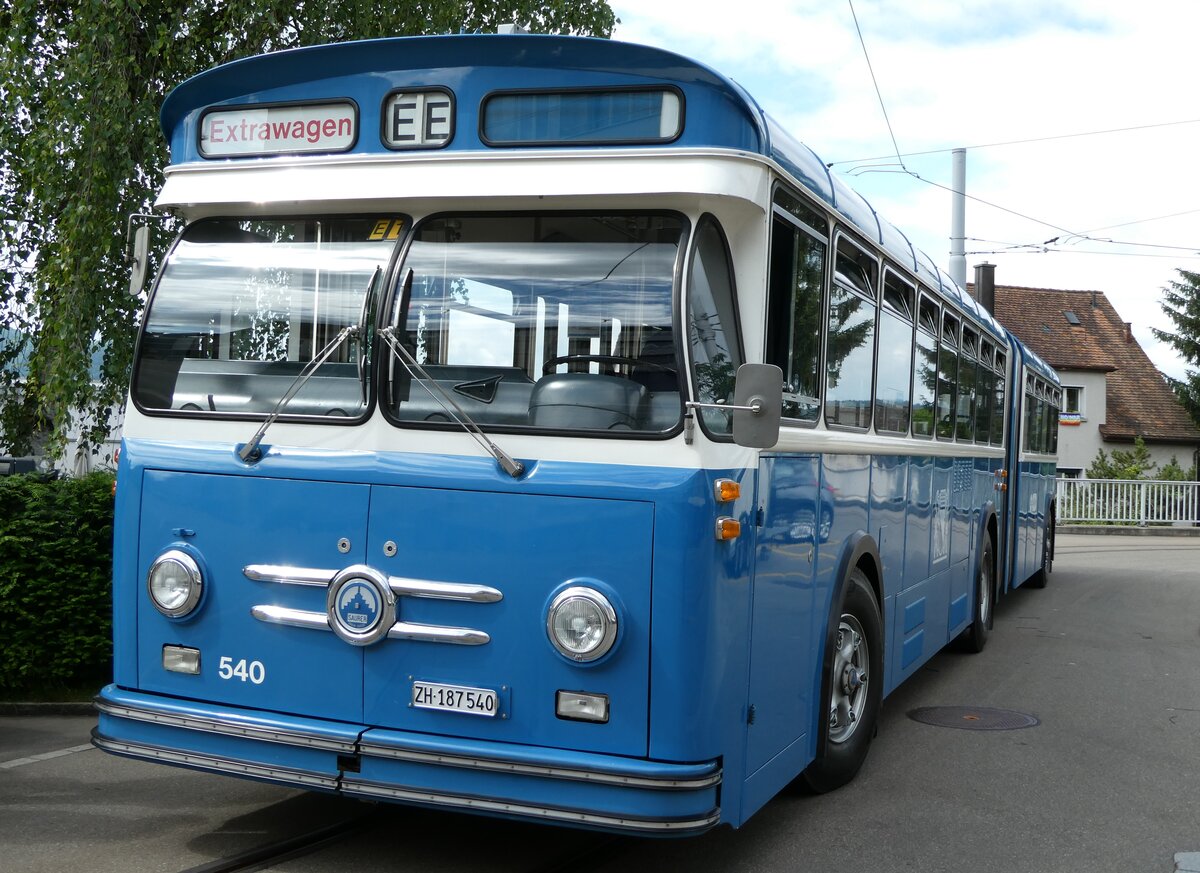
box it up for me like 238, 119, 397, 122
766, 186, 1013, 447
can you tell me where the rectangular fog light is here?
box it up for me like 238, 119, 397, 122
163, 645, 200, 675
555, 690, 609, 723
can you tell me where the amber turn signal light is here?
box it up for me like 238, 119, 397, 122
715, 516, 741, 541
714, 478, 740, 503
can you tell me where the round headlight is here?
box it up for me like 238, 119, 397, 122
147, 549, 203, 618
546, 587, 618, 662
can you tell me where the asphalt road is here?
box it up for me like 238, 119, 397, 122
3, 532, 1198, 873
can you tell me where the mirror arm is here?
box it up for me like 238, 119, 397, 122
686, 400, 765, 414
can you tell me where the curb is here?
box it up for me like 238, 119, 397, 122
1058, 525, 1200, 537
0, 702, 96, 717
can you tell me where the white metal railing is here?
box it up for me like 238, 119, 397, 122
1056, 477, 1200, 526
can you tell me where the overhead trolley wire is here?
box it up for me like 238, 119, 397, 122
827, 117, 1200, 168
846, 0, 907, 173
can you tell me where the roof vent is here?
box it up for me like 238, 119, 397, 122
1064, 310, 1081, 325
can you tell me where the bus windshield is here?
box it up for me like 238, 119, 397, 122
387, 213, 684, 435
133, 216, 397, 418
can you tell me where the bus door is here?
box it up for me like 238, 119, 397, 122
744, 455, 820, 797
999, 349, 1025, 596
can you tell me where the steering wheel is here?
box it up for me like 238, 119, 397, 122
541, 354, 677, 376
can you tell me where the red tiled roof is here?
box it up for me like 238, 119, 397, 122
987, 284, 1200, 445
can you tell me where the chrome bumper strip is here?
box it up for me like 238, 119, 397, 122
341, 777, 721, 834
386, 621, 490, 646
95, 694, 721, 832
249, 605, 490, 646
243, 565, 333, 587
357, 742, 721, 791
244, 564, 503, 602
94, 698, 357, 753
250, 604, 332, 632
92, 731, 339, 790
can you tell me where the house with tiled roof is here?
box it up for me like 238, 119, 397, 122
990, 284, 1200, 478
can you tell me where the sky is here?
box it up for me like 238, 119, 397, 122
610, 0, 1200, 380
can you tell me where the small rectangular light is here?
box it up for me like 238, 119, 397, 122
556, 690, 610, 723
715, 516, 742, 541
163, 645, 201, 675
714, 478, 740, 503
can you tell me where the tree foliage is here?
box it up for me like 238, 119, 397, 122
1085, 436, 1186, 480
1087, 437, 1154, 480
0, 0, 616, 457
0, 471, 115, 692
1152, 268, 1200, 426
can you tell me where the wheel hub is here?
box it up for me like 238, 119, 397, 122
828, 616, 869, 744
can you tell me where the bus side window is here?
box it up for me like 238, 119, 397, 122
687, 216, 743, 437
766, 191, 827, 423
975, 340, 994, 443
990, 351, 1007, 445
912, 294, 938, 438
956, 326, 978, 442
876, 271, 914, 434
825, 236, 877, 431
936, 312, 959, 440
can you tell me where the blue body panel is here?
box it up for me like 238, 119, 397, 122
103, 438, 752, 831
161, 35, 765, 164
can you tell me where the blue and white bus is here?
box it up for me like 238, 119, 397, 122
95, 33, 1059, 834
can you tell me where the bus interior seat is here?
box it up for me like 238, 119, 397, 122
629, 329, 678, 392
528, 373, 647, 430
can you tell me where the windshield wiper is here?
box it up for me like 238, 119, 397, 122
378, 271, 525, 479
238, 266, 381, 464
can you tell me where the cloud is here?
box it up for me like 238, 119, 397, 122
611, 1, 1200, 377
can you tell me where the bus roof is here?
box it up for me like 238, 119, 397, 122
159, 33, 996, 335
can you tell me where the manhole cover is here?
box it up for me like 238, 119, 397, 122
908, 706, 1039, 731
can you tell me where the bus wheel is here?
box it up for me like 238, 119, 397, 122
958, 537, 994, 653
1029, 520, 1053, 589
800, 568, 883, 793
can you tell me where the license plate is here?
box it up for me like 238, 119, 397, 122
411, 681, 498, 717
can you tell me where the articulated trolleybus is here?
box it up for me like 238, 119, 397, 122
96, 34, 1060, 834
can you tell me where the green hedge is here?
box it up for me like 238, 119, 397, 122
0, 471, 115, 693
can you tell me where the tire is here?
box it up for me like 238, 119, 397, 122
1028, 519, 1053, 589
958, 536, 994, 653
800, 568, 883, 793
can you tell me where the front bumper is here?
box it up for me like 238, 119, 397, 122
93, 684, 721, 835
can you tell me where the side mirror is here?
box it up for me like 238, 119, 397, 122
731, 363, 782, 449
128, 224, 150, 296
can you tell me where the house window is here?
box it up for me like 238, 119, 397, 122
1065, 386, 1084, 417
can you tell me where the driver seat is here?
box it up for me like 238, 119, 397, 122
528, 373, 646, 430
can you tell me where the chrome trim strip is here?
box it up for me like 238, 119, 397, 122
92, 732, 339, 790
244, 565, 335, 587
357, 743, 721, 790
94, 699, 356, 753
387, 621, 489, 646
340, 778, 721, 833
250, 604, 331, 631
387, 576, 502, 603
250, 605, 489, 645
243, 565, 503, 603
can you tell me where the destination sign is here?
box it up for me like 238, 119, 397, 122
200, 102, 357, 157
383, 89, 454, 149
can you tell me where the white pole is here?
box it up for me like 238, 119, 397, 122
950, 147, 966, 288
